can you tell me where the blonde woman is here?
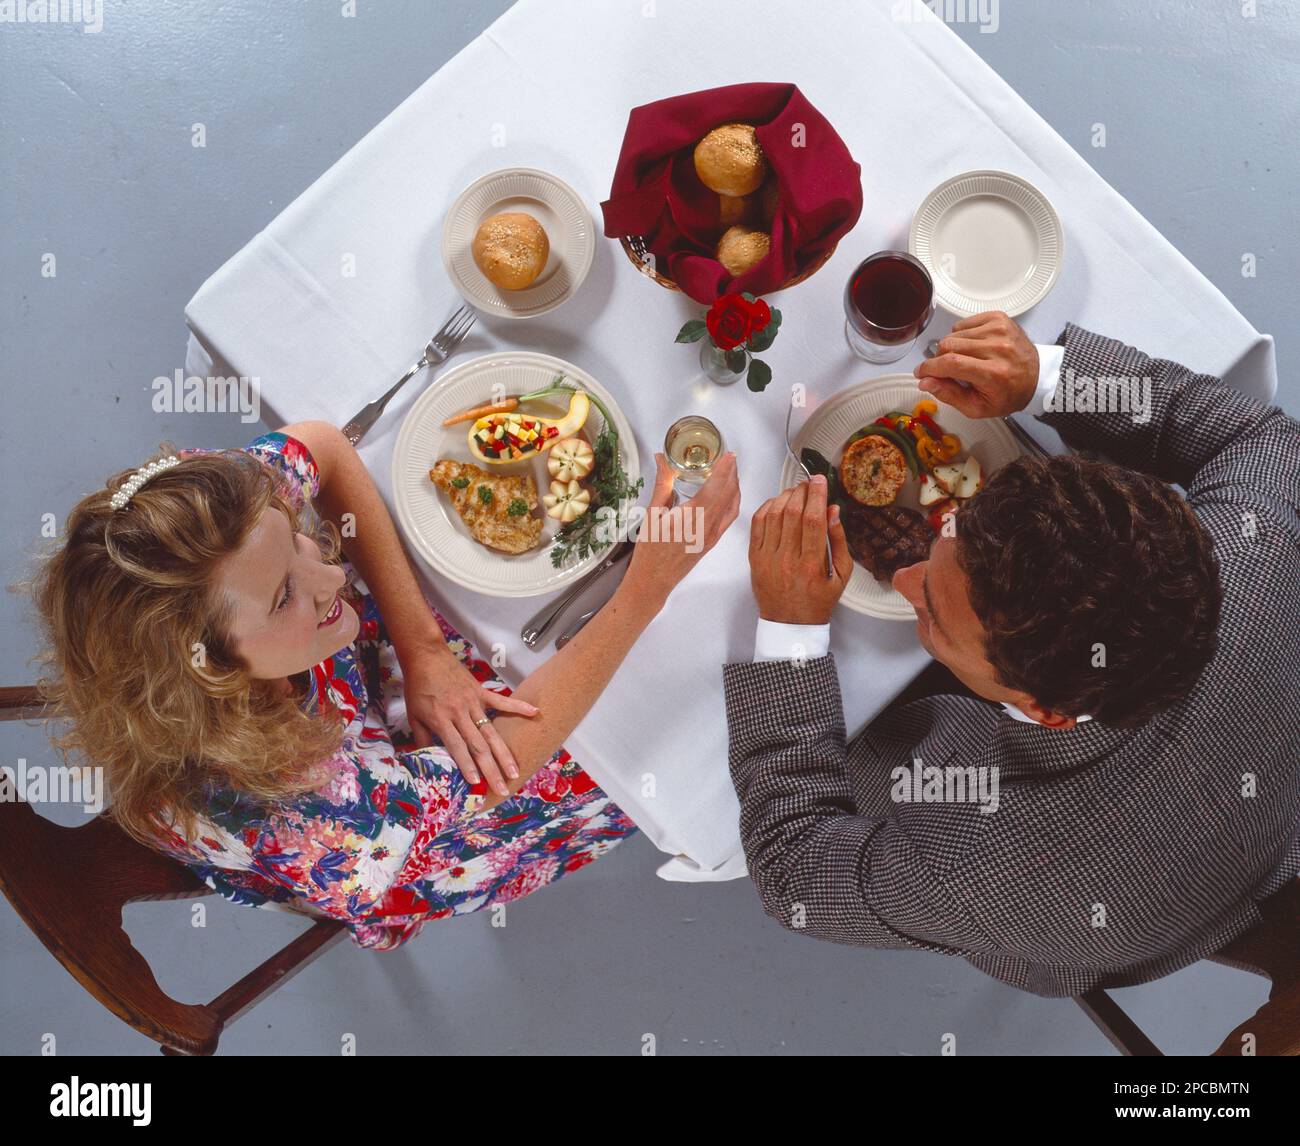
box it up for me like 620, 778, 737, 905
33, 425, 738, 950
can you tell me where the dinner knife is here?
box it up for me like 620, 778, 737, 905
553, 558, 630, 649
554, 610, 597, 650
519, 540, 634, 649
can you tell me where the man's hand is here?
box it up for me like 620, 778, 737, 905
748, 475, 854, 624
913, 311, 1039, 418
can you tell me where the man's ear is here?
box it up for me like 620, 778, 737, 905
1017, 697, 1078, 731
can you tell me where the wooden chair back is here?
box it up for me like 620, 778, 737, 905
0, 685, 345, 1055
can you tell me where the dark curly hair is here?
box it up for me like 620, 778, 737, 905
954, 454, 1221, 726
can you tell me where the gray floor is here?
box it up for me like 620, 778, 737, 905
1, 0, 1293, 1055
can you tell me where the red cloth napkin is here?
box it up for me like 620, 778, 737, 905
601, 83, 862, 304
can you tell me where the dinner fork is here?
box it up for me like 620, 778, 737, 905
341, 304, 476, 446
784, 403, 835, 578
921, 338, 1054, 459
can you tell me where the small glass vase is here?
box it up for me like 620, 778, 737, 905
699, 340, 749, 386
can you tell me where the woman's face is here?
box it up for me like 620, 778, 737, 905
211, 505, 359, 680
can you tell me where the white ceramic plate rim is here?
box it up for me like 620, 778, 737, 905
780, 375, 1021, 620
390, 351, 639, 597
908, 169, 1064, 318
442, 166, 595, 319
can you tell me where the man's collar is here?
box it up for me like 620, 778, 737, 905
1000, 701, 1093, 725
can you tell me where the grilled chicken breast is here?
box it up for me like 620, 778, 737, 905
430, 459, 542, 554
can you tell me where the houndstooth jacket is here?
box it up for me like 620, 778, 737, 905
723, 324, 1300, 997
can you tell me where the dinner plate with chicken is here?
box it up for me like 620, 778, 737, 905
780, 375, 1022, 620
391, 351, 640, 597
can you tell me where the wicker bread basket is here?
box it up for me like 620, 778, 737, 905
619, 234, 836, 294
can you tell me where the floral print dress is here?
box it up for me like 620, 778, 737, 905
149, 432, 638, 952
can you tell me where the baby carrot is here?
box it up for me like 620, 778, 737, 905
442, 398, 519, 427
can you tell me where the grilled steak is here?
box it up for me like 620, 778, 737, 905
841, 503, 933, 581
430, 459, 542, 554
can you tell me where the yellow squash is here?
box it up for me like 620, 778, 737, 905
467, 391, 590, 465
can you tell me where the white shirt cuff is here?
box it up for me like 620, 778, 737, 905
753, 619, 830, 663
1032, 343, 1065, 413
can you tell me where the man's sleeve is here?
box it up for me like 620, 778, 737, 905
752, 619, 830, 662
722, 655, 994, 954
1037, 324, 1300, 532
1030, 342, 1065, 410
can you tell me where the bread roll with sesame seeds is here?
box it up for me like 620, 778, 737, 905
694, 123, 768, 197
716, 225, 771, 276
472, 212, 549, 290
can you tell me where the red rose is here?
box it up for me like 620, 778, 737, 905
705, 294, 771, 351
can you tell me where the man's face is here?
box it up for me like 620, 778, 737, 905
892, 535, 997, 692
891, 534, 1077, 728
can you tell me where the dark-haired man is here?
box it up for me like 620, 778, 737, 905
724, 315, 1300, 996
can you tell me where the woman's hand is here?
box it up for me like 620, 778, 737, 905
456, 452, 738, 814
401, 648, 539, 797
622, 451, 741, 605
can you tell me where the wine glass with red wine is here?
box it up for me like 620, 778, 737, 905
844, 250, 935, 364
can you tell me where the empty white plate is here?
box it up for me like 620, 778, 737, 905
390, 351, 639, 597
442, 167, 595, 319
779, 376, 1022, 620
909, 170, 1063, 318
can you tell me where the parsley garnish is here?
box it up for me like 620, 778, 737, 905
450, 476, 470, 489
477, 485, 493, 504
507, 498, 529, 516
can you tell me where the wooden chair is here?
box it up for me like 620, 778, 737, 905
0, 685, 347, 1056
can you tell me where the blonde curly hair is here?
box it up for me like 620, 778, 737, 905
31, 446, 346, 849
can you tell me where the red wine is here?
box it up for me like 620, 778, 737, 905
846, 253, 934, 345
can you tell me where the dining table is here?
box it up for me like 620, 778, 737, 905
183, 0, 1278, 882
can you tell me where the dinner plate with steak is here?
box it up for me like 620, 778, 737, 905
779, 375, 1022, 620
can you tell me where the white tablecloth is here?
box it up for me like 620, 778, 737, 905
184, 0, 1277, 882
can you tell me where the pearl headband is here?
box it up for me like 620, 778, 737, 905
110, 455, 181, 511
